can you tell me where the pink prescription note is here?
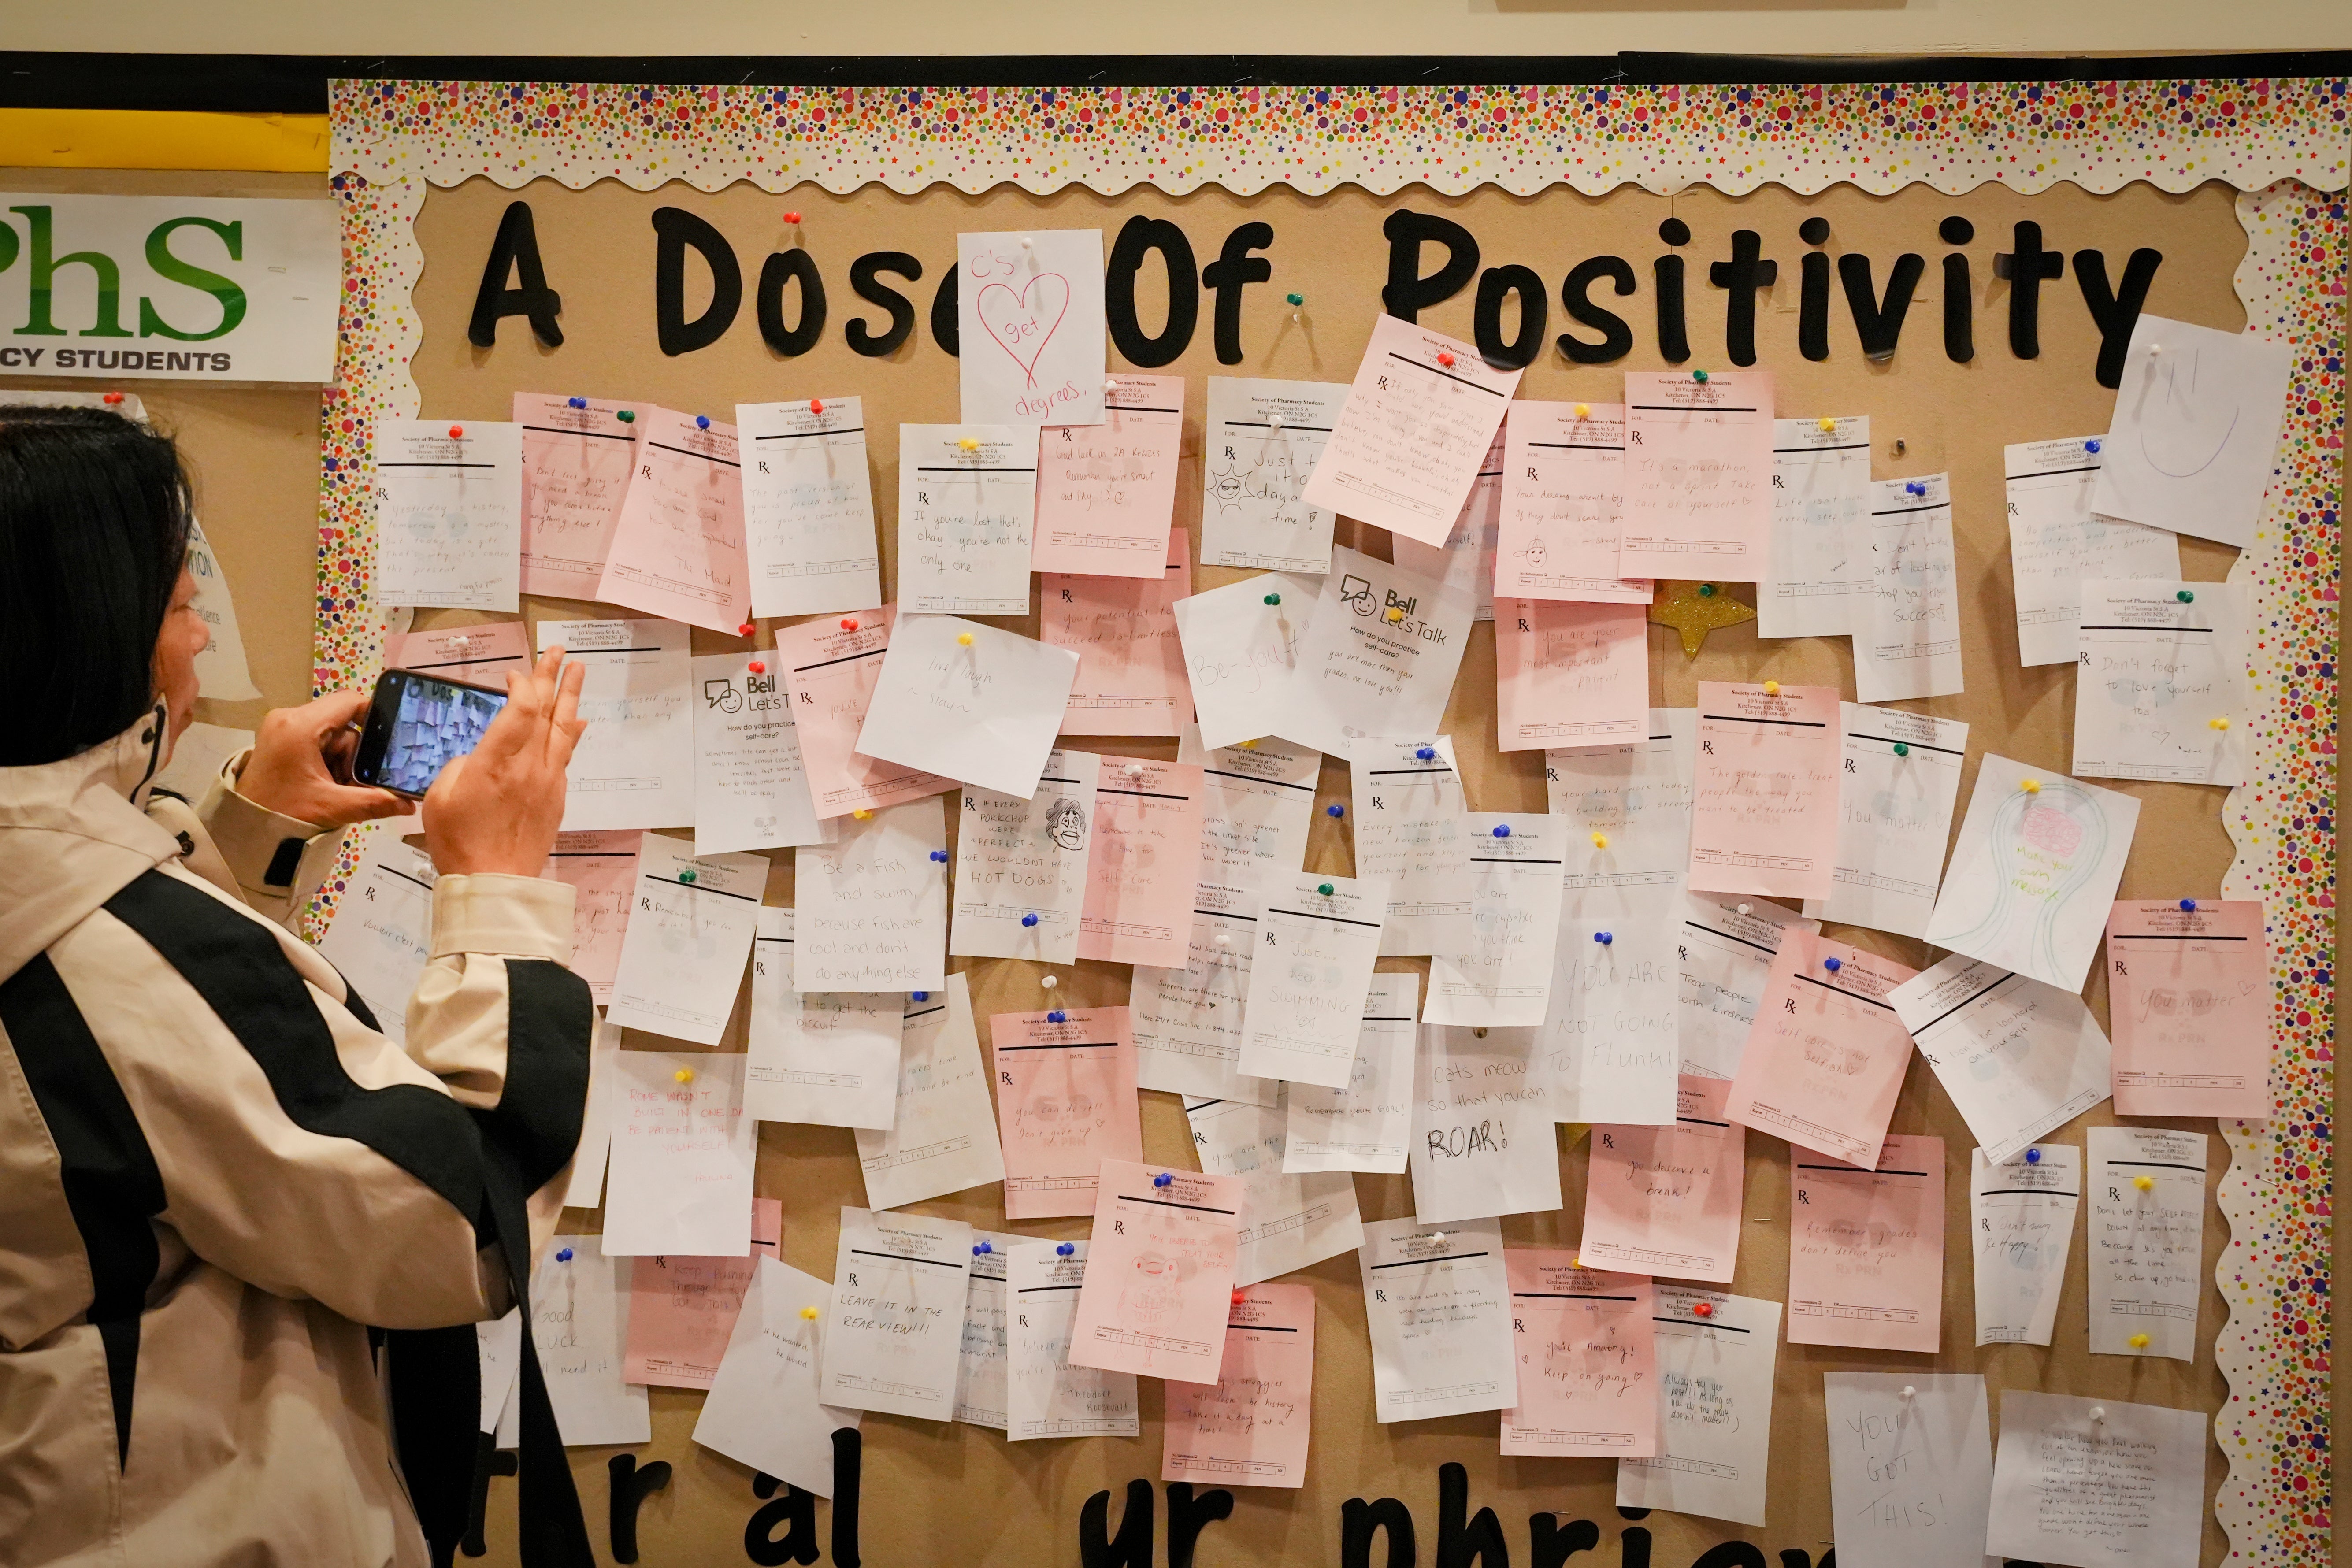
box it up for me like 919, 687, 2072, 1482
619, 1195, 782, 1389
991, 1008, 1145, 1220
1077, 756, 1205, 968
1066, 1158, 1244, 1384
1032, 374, 1186, 577
1618, 371, 1775, 582
2105, 899, 2270, 1118
1162, 1281, 1317, 1488
594, 407, 751, 634
1688, 680, 1842, 901
383, 618, 532, 686
514, 393, 642, 600
1300, 313, 1522, 549
1497, 400, 1651, 604
1501, 1251, 1658, 1457
1580, 1076, 1746, 1282
1726, 932, 1917, 1169
1494, 599, 1650, 751
1041, 527, 1195, 737
540, 830, 639, 1003
774, 605, 956, 819
1786, 1134, 1945, 1353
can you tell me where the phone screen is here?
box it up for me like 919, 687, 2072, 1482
352, 669, 508, 797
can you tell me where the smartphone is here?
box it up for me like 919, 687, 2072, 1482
349, 668, 509, 799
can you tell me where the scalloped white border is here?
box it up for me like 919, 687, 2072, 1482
329, 85, 2339, 1568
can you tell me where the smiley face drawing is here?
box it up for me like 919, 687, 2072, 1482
1208, 465, 1247, 511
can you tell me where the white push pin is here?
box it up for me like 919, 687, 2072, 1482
1021, 235, 1034, 251
449, 634, 471, 650
1901, 1385, 1917, 1401
2148, 342, 2161, 356
1126, 763, 1146, 780
1736, 903, 1751, 916
1268, 413, 1284, 432
2089, 1406, 2107, 1424
1213, 933, 1232, 948
1040, 973, 1059, 990
1105, 377, 1118, 393
1428, 1232, 1447, 1244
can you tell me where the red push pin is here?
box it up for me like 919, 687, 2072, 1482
809, 397, 824, 415
1231, 1288, 1247, 1305
447, 424, 464, 439
839, 617, 860, 632
738, 621, 756, 637
748, 660, 766, 675
1436, 351, 1455, 368
102, 390, 124, 405
783, 210, 803, 225
1692, 1301, 1714, 1318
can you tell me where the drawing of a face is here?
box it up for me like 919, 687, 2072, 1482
1045, 797, 1089, 852
1209, 466, 1246, 509
2133, 344, 2241, 479
1340, 574, 1376, 615
1513, 538, 1547, 568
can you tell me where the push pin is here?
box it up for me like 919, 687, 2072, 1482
1327, 803, 1346, 819
2133, 1174, 2155, 1191
1574, 402, 1591, 419
912, 991, 929, 1001
1762, 679, 1781, 696
929, 849, 948, 863
1105, 378, 1118, 393
2128, 1333, 2152, 1349
1692, 1300, 1714, 1317
103, 390, 125, 405
1436, 351, 1455, 368
2085, 438, 2102, 454
1047, 1009, 1067, 1023
1818, 417, 1836, 433
568, 396, 589, 409
1735, 903, 1751, 916
853, 808, 873, 821
810, 398, 824, 415
1416, 746, 1437, 761
674, 1067, 695, 1084
958, 436, 980, 452
2209, 716, 2230, 731
2179, 898, 2197, 912
1263, 592, 1282, 606
616, 410, 636, 423
2025, 1147, 2043, 1165
1591, 832, 1609, 849
1385, 606, 1405, 623
1492, 824, 1511, 839
2176, 589, 2196, 604
1153, 1171, 1174, 1188
1268, 414, 1284, 431
2090, 1406, 2107, 1423
1285, 292, 1304, 308
783, 210, 802, 224
1428, 1232, 1446, 1244
957, 631, 975, 646
1020, 235, 1035, 250
678, 868, 697, 884
1213, 933, 1232, 948
556, 1247, 575, 1263
448, 424, 464, 439
973, 1240, 992, 1256
1907, 479, 1928, 497
747, 660, 766, 674
1317, 882, 1336, 897
1022, 912, 1040, 927
1041, 974, 1059, 991
2148, 341, 2162, 356
2020, 778, 2041, 794
1595, 931, 1614, 946
1697, 583, 1718, 598
739, 620, 757, 636
1126, 763, 1146, 780
801, 1305, 820, 1320
1892, 742, 1910, 757
840, 617, 861, 631
1232, 1287, 1247, 1305
1693, 368, 1710, 384
1824, 956, 1844, 973
696, 415, 711, 430
1901, 1385, 1917, 1401
1056, 1242, 1075, 1257
1238, 740, 1258, 750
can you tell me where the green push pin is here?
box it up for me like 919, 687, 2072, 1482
1697, 583, 1718, 598
1693, 368, 1710, 383
616, 409, 636, 423
1317, 882, 1335, 897
678, 867, 697, 884
1285, 292, 1305, 307
1892, 742, 1910, 757
1263, 593, 1281, 606
2176, 589, 2195, 604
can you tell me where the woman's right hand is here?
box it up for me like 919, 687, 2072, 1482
421, 647, 586, 878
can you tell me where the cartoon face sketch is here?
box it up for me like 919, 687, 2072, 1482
1513, 537, 1548, 569
701, 678, 742, 715
1044, 797, 1089, 852
1340, 574, 1376, 615
1209, 465, 1247, 509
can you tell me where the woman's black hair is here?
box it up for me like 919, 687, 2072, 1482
0, 405, 195, 766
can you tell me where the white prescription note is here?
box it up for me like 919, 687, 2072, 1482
1889, 954, 2113, 1165
1283, 973, 1419, 1174
538, 618, 694, 832
1615, 1287, 1782, 1527
375, 420, 523, 612
1547, 709, 1695, 923
1004, 1241, 1139, 1441
601, 1050, 755, 1258
1971, 1145, 2080, 1348
2073, 579, 2249, 786
1179, 726, 1321, 911
1278, 545, 1476, 763
821, 1207, 973, 1421
1543, 906, 1680, 1127
794, 796, 950, 993
746, 908, 907, 1131
315, 823, 434, 1045
1619, 371, 1775, 581
1803, 703, 1970, 939
950, 752, 1098, 964
1236, 872, 1390, 1089
1352, 734, 1474, 957
692, 1258, 860, 1498
1677, 892, 1821, 1081
1758, 415, 1870, 638
2086, 1125, 2207, 1361
689, 651, 831, 856
1391, 426, 1502, 623
601, 835, 767, 1048
1131, 905, 1278, 1109
856, 978, 1006, 1210
1357, 1217, 1516, 1423
1185, 1094, 1365, 1286
528, 1236, 650, 1447
1200, 376, 1349, 573
1854, 472, 1965, 703
896, 424, 1038, 615
2005, 436, 2179, 667
953, 1229, 1017, 1429
855, 615, 1080, 801
738, 396, 883, 617
1497, 400, 1650, 603
1424, 813, 1567, 1028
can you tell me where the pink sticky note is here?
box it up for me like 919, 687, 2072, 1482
992, 1008, 1144, 1220
1077, 756, 1205, 967
1042, 527, 1195, 737
1726, 932, 1917, 1168
1494, 599, 1650, 751
1618, 371, 1775, 582
1033, 374, 1186, 577
1688, 680, 1842, 900
1502, 1251, 1658, 1457
2106, 899, 2269, 1118
1580, 1076, 1745, 1282
540, 830, 639, 1003
1496, 400, 1651, 604
1163, 1281, 1317, 1487
515, 393, 642, 600
1786, 1134, 1946, 1353
619, 1196, 782, 1389
384, 618, 533, 687
1067, 1158, 1244, 1384
774, 605, 956, 819
594, 407, 751, 634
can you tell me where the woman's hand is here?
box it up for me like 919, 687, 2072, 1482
422, 647, 587, 878
235, 689, 415, 828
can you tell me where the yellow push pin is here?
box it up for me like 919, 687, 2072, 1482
2020, 778, 2041, 795
2209, 716, 2230, 730
801, 1305, 821, 1321
2133, 1174, 2155, 1191
673, 1067, 695, 1085
2127, 1332, 2152, 1349
1238, 739, 1258, 750
1574, 402, 1591, 419
1591, 832, 1609, 849
1817, 416, 1836, 433
957, 436, 980, 452
853, 808, 873, 820
1385, 605, 1405, 623
1762, 679, 1781, 697
957, 632, 975, 646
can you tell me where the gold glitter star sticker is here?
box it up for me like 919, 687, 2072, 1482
1648, 580, 1756, 657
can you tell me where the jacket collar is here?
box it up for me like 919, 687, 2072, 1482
0, 708, 184, 984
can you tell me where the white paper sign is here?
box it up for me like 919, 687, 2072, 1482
183, 516, 261, 700
601, 1050, 755, 1257
1925, 756, 2140, 992
1890, 954, 2113, 1165
896, 425, 1038, 614
375, 420, 523, 612
738, 396, 883, 617
2073, 579, 2249, 786
602, 835, 767, 1047
2086, 1125, 2207, 1361
1173, 571, 1313, 751
2005, 436, 2179, 667
958, 229, 1107, 426
1986, 1392, 2206, 1568
1759, 415, 1871, 638
1543, 908, 1680, 1127
538, 618, 694, 833
747, 908, 907, 1131
857, 615, 1078, 800
1236, 872, 1390, 1089
1200, 377, 1348, 573
1279, 546, 1475, 762
1803, 703, 1970, 939
1357, 1217, 1516, 1423
1409, 1025, 1562, 1225
1822, 1373, 1995, 1568
693, 1258, 861, 1497
530, 1236, 652, 1446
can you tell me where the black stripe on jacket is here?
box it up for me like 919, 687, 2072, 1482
0, 954, 167, 1467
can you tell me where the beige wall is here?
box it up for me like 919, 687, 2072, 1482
7, 0, 2351, 61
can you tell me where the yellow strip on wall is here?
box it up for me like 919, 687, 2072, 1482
0, 109, 330, 172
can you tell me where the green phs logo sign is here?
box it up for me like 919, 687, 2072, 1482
0, 193, 339, 384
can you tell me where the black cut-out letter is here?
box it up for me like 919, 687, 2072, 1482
930, 265, 959, 355
468, 201, 563, 348
1557, 257, 1635, 363
1343, 1497, 1419, 1568
1382, 211, 1480, 323
845, 252, 921, 358
1106, 216, 1198, 367
1707, 230, 1780, 367
757, 249, 827, 357
1436, 1462, 1508, 1568
1652, 255, 1690, 364
2073, 248, 2163, 389
1202, 222, 1274, 364
1837, 252, 1925, 361
1799, 251, 1833, 361
607, 1454, 671, 1565
1168, 1483, 1235, 1568
652, 207, 741, 356
743, 1483, 818, 1568
1690, 1544, 1768, 1568
1474, 264, 1547, 369
1943, 253, 1976, 363
829, 1429, 861, 1568
1993, 221, 2065, 359
1617, 1513, 1652, 1568
1780, 1549, 1833, 1568
1080, 1479, 1155, 1568
1531, 1516, 1601, 1568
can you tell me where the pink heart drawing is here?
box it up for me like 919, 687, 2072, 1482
976, 272, 1071, 388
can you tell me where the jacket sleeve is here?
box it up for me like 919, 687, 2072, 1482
189, 750, 349, 928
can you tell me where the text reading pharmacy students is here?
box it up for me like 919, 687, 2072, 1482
0, 408, 599, 1568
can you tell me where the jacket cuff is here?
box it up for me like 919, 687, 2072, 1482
430, 873, 576, 964
198, 751, 330, 896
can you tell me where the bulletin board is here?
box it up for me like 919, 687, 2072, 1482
311, 72, 2346, 1568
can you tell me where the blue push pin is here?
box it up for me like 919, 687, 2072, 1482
1595, 931, 1614, 946
1327, 803, 1346, 819
911, 990, 929, 1002
2085, 438, 2103, 454
556, 1246, 575, 1263
1492, 824, 1511, 838
1415, 746, 1437, 761
1823, 956, 1844, 973
2179, 898, 2197, 912
1906, 479, 1928, 497
568, 396, 588, 410
930, 849, 948, 862
696, 414, 712, 430
2025, 1148, 2043, 1165
1047, 1009, 1067, 1023
1021, 912, 1041, 927
1056, 1242, 1076, 1257
1153, 1171, 1174, 1188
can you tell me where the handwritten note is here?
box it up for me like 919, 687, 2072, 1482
1236, 872, 1390, 1090
374, 419, 522, 612
1822, 1373, 1994, 1568
1502, 1253, 1657, 1457
794, 796, 949, 993
1786, 1134, 1945, 1353
315, 823, 433, 1044
1547, 709, 1694, 922
1971, 1145, 2079, 1347
602, 1049, 755, 1257
1409, 1025, 1562, 1225
1725, 932, 1917, 1169
820, 1207, 972, 1420
1173, 571, 1312, 751
950, 751, 1098, 964
1803, 703, 1969, 940
1200, 377, 1348, 572
1889, 954, 2113, 1165
528, 1235, 649, 1446
537, 618, 694, 833
1677, 892, 1820, 1080
514, 393, 638, 600
992, 1008, 1144, 1221
954, 1228, 1016, 1429
541, 830, 636, 1005
1543, 907, 1679, 1127
619, 1198, 780, 1390
1497, 400, 1650, 603
737, 395, 883, 617
1758, 415, 1870, 638
2005, 436, 2179, 667
1494, 599, 1649, 750
1615, 1287, 1781, 1527
2073, 579, 2248, 786
1391, 426, 1502, 623
1076, 756, 1203, 968
1279, 545, 1475, 763
1185, 1094, 1363, 1286
1855, 473, 1964, 703
1280, 974, 1417, 1174
1580, 1076, 1745, 1281
1162, 1283, 1316, 1489
2089, 313, 2292, 549
1986, 1391, 2206, 1568
1425, 813, 1568, 1028
855, 614, 1079, 800
1066, 1160, 1242, 1385
1688, 680, 1841, 901
1042, 528, 1193, 736
1033, 373, 1183, 575
1925, 755, 2140, 991
692, 1258, 860, 1496
747, 908, 907, 1130
2086, 1125, 2206, 1361
957, 229, 1107, 426
602, 834, 767, 1047
689, 650, 830, 856
1351, 735, 1473, 957
897, 424, 1039, 614
1130, 907, 1274, 1108
1180, 724, 1320, 911
1004, 1241, 1139, 1440
775, 605, 957, 820
855, 977, 1006, 1210
594, 407, 749, 633
2106, 898, 2268, 1117
1357, 1217, 1516, 1422
1619, 371, 1774, 581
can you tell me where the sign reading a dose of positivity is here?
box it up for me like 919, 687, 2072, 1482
0, 193, 340, 384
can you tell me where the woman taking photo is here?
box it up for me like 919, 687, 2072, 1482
0, 405, 597, 1568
